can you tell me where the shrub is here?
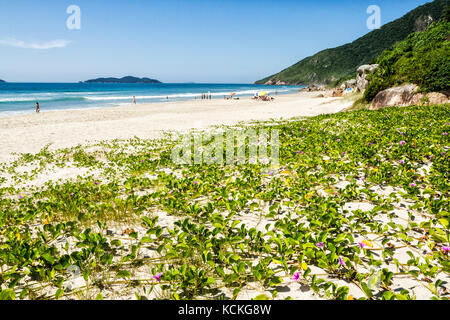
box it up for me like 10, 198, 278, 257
364, 20, 450, 102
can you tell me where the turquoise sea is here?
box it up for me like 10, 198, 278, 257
0, 83, 304, 117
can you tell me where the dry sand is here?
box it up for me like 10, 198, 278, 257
0, 91, 351, 162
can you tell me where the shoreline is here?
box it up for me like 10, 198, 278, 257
0, 91, 351, 163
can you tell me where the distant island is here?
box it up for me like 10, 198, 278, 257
0, 79, 5, 83
83, 76, 162, 84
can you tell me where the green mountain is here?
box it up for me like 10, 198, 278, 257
84, 76, 161, 84
256, 0, 449, 86
364, 19, 450, 102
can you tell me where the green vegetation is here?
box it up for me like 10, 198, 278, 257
364, 20, 450, 102
0, 105, 449, 300
256, 0, 448, 86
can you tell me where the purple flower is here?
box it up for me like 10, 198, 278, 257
444, 132, 448, 136
401, 132, 405, 136
442, 247, 450, 254
342, 152, 346, 156
324, 142, 327, 146
399, 141, 406, 146
442, 152, 446, 156
95, 182, 99, 185
429, 155, 434, 160
358, 242, 367, 249
19, 196, 23, 199
193, 181, 198, 185
336, 139, 341, 142
316, 242, 324, 249
400, 160, 405, 164
153, 273, 162, 282
292, 271, 301, 281
410, 183, 416, 187
338, 257, 345, 267
70, 193, 74, 197
368, 143, 372, 146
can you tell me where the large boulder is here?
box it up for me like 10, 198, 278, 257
370, 84, 449, 110
370, 84, 419, 110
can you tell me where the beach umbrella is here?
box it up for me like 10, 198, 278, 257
259, 91, 267, 97
230, 92, 236, 96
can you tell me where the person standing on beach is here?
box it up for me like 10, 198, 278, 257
133, 96, 136, 104
35, 102, 40, 113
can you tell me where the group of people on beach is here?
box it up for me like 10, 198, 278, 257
34, 90, 278, 113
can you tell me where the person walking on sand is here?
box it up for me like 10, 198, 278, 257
35, 102, 40, 113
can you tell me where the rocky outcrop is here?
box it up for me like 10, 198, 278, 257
356, 64, 379, 92
370, 84, 449, 110
338, 64, 379, 93
264, 79, 287, 86
300, 84, 326, 92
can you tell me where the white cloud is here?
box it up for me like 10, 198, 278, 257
0, 38, 71, 50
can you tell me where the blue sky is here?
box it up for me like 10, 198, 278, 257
0, 0, 433, 83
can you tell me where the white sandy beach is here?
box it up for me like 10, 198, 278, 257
0, 91, 351, 162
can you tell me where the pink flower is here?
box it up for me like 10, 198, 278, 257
338, 257, 345, 267
193, 181, 198, 185
336, 139, 341, 142
444, 132, 448, 136
316, 242, 324, 249
358, 242, 366, 249
442, 247, 449, 254
399, 141, 406, 146
292, 271, 301, 281
410, 183, 416, 187
153, 273, 162, 282
400, 160, 405, 164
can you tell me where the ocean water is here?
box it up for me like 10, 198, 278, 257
0, 83, 304, 117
